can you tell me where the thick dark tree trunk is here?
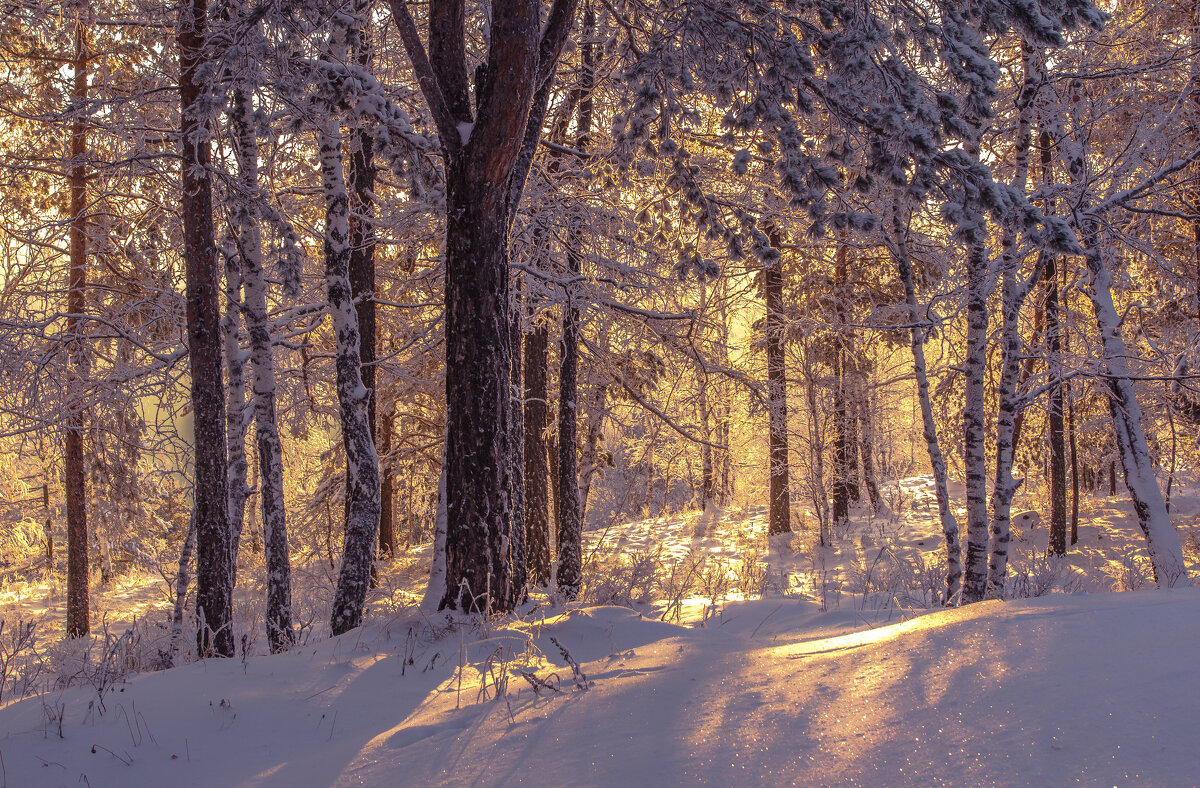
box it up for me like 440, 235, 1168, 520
443, 165, 516, 610
229, 80, 293, 653
523, 316, 552, 586
389, 0, 579, 611
180, 0, 234, 656
65, 15, 89, 639
763, 226, 791, 535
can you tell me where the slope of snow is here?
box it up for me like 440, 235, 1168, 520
3, 589, 1198, 787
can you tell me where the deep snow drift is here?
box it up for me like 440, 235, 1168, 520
1, 588, 1198, 787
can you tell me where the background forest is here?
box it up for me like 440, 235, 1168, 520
1, 0, 1198, 679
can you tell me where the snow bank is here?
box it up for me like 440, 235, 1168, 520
2, 588, 1197, 786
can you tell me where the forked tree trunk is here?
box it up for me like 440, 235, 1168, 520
987, 44, 1040, 598
180, 0, 234, 657
65, 14, 90, 639
229, 81, 293, 653
319, 31, 382, 632
389, 0, 579, 611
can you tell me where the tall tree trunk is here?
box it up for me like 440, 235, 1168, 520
763, 225, 791, 535
348, 6, 379, 564
443, 164, 517, 610
1045, 248, 1068, 557
523, 313, 552, 586
320, 30, 382, 632
509, 275, 527, 602
892, 209, 961, 603
555, 2, 596, 598
222, 240, 249, 577
988, 44, 1040, 598
1063, 88, 1190, 586
229, 81, 293, 653
180, 0, 234, 657
961, 233, 990, 605
65, 14, 89, 639
389, 0, 579, 611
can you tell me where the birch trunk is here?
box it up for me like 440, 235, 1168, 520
319, 48, 382, 632
222, 241, 249, 577
892, 210, 962, 603
1063, 88, 1190, 587
230, 83, 293, 652
420, 454, 448, 612
987, 43, 1039, 598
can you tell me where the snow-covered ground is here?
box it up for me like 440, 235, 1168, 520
1, 591, 1198, 787
2, 476, 1199, 786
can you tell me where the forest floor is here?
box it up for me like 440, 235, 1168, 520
1, 476, 1199, 786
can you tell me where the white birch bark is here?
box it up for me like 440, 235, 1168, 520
891, 210, 962, 603
321, 25, 381, 635
229, 80, 294, 652
1062, 86, 1190, 588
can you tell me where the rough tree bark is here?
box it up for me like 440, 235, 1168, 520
523, 310, 552, 586
763, 224, 791, 535
509, 275, 528, 601
65, 13, 90, 639
180, 0, 234, 657
556, 3, 596, 598
389, 0, 580, 612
